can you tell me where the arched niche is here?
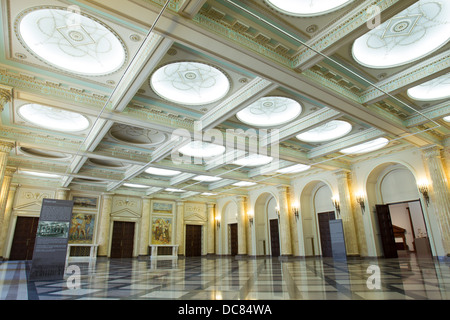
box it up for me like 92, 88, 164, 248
300, 180, 334, 256
221, 200, 237, 255
253, 192, 277, 256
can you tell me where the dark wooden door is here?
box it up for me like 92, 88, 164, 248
185, 225, 202, 257
269, 219, 280, 257
376, 204, 398, 258
229, 223, 238, 256
318, 211, 335, 258
110, 221, 135, 258
9, 217, 40, 260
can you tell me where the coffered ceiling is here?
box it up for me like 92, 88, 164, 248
1, 0, 449, 200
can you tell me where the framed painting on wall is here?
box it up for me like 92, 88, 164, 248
72, 196, 98, 210
151, 217, 172, 245
69, 213, 96, 244
152, 201, 174, 214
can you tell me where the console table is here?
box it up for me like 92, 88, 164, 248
65, 244, 98, 266
149, 244, 179, 260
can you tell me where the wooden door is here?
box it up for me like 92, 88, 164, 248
229, 223, 238, 256
9, 217, 40, 260
376, 204, 398, 258
318, 211, 335, 257
269, 219, 280, 257
185, 225, 202, 257
110, 221, 135, 258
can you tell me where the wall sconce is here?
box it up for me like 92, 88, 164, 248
418, 181, 430, 206
248, 211, 254, 225
215, 216, 221, 229
355, 192, 365, 213
291, 203, 299, 220
275, 206, 280, 219
332, 196, 340, 214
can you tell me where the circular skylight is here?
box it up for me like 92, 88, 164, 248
124, 183, 149, 189
150, 61, 230, 105
352, 0, 450, 69
109, 124, 167, 145
236, 96, 302, 127
233, 181, 257, 187
340, 138, 389, 155
20, 147, 70, 160
407, 72, 450, 101
145, 167, 181, 176
296, 120, 352, 143
193, 175, 222, 182
165, 188, 186, 193
17, 8, 126, 76
233, 154, 273, 167
178, 141, 226, 158
20, 170, 61, 179
266, 0, 354, 16
18, 104, 90, 132
277, 164, 311, 174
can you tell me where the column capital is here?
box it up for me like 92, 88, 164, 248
236, 195, 247, 202
0, 141, 14, 153
5, 166, 17, 177
334, 169, 351, 179
101, 192, 115, 199
207, 202, 216, 208
421, 144, 442, 158
0, 87, 12, 111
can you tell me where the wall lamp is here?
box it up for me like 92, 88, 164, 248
418, 180, 430, 206
291, 203, 299, 220
332, 196, 340, 214
355, 192, 365, 213
275, 206, 280, 219
215, 216, 221, 229
248, 211, 254, 225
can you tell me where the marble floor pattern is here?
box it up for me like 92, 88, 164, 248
0, 256, 449, 300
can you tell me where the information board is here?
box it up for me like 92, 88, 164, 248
329, 219, 347, 260
29, 199, 74, 281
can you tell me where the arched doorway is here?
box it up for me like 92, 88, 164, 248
222, 201, 238, 256
366, 163, 433, 258
300, 181, 335, 257
254, 192, 278, 256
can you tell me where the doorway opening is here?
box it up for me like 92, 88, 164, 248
185, 225, 202, 257
376, 200, 432, 258
110, 221, 135, 258
9, 217, 39, 260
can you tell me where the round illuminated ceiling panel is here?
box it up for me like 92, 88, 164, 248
352, 0, 450, 69
266, 0, 354, 16
18, 104, 89, 132
150, 61, 230, 105
193, 175, 222, 182
17, 8, 126, 76
277, 164, 311, 174
296, 120, 352, 143
109, 124, 167, 145
20, 147, 70, 160
444, 115, 450, 122
236, 96, 302, 127
145, 167, 181, 176
407, 73, 450, 101
178, 141, 226, 158
340, 138, 389, 155
233, 154, 273, 167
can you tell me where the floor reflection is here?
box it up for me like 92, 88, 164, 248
0, 255, 448, 300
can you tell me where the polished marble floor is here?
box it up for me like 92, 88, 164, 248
0, 255, 449, 300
